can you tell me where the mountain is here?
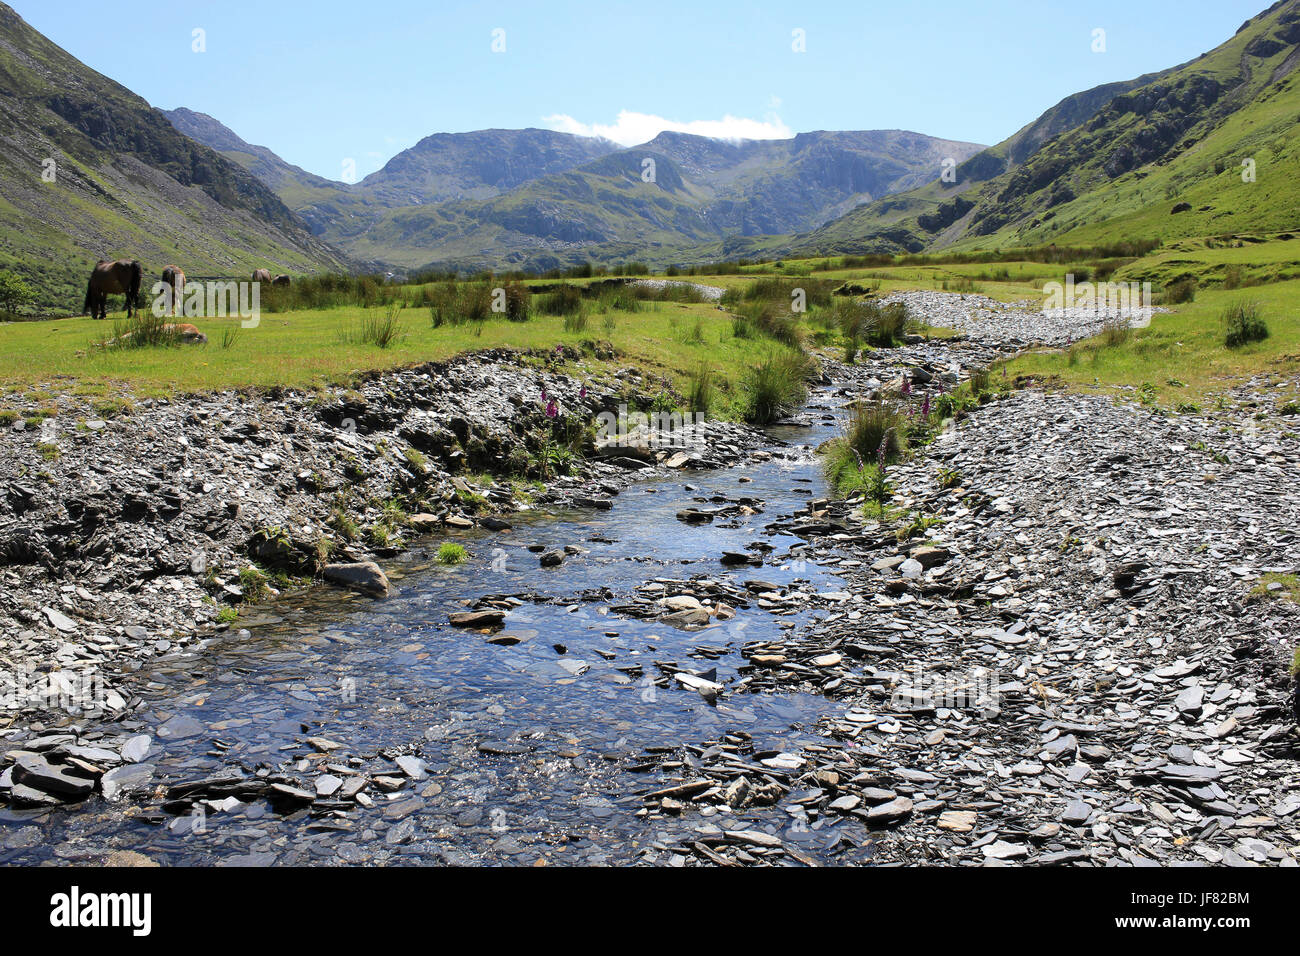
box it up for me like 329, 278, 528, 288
344, 130, 984, 272
0, 3, 351, 313
790, 0, 1300, 256
357, 128, 622, 207
167, 112, 984, 273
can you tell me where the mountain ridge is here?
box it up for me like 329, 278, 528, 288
165, 112, 985, 273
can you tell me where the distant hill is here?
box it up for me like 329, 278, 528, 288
166, 112, 984, 273
0, 3, 351, 314
787, 0, 1300, 256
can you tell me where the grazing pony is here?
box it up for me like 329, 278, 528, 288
252, 268, 273, 284
161, 265, 186, 317
83, 259, 143, 319
272, 274, 291, 286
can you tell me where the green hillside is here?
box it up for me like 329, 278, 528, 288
790, 0, 1300, 258
0, 3, 351, 314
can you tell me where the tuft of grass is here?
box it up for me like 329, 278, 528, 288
239, 566, 270, 603
845, 401, 908, 464
403, 446, 429, 474
105, 311, 180, 350
1222, 301, 1268, 348
686, 361, 715, 414
341, 303, 406, 348
435, 542, 467, 565
328, 506, 360, 543
741, 351, 811, 424
563, 309, 589, 334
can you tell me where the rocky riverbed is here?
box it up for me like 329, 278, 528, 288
1, 296, 1296, 866
0, 347, 763, 730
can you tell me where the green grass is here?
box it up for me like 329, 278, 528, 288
435, 542, 467, 565
1009, 278, 1300, 408
1251, 572, 1300, 604
0, 298, 787, 418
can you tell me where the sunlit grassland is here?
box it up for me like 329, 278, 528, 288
0, 299, 787, 419
1007, 279, 1300, 408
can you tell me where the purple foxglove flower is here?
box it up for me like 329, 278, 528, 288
900, 377, 912, 396
545, 400, 558, 418
922, 394, 931, 417
579, 386, 587, 399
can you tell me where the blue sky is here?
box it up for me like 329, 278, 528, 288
12, 0, 1270, 182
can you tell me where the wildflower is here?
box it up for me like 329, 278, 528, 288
921, 393, 931, 417
545, 400, 558, 419
900, 376, 912, 396
579, 385, 587, 399
541, 388, 548, 402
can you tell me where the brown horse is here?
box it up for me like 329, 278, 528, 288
272, 274, 291, 286
161, 265, 185, 317
252, 269, 272, 284
83, 259, 143, 319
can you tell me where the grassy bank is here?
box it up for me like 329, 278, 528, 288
0, 297, 801, 423
1008, 278, 1300, 409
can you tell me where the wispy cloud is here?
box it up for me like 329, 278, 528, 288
542, 109, 793, 146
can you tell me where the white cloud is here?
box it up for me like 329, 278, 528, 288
542, 109, 793, 146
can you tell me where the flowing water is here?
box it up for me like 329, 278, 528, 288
1, 395, 854, 865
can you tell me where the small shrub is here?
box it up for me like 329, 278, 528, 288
0, 270, 35, 316
502, 281, 531, 321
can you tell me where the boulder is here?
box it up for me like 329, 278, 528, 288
322, 561, 390, 597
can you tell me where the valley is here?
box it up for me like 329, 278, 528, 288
0, 0, 1297, 879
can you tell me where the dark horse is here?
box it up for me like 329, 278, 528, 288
83, 259, 143, 319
